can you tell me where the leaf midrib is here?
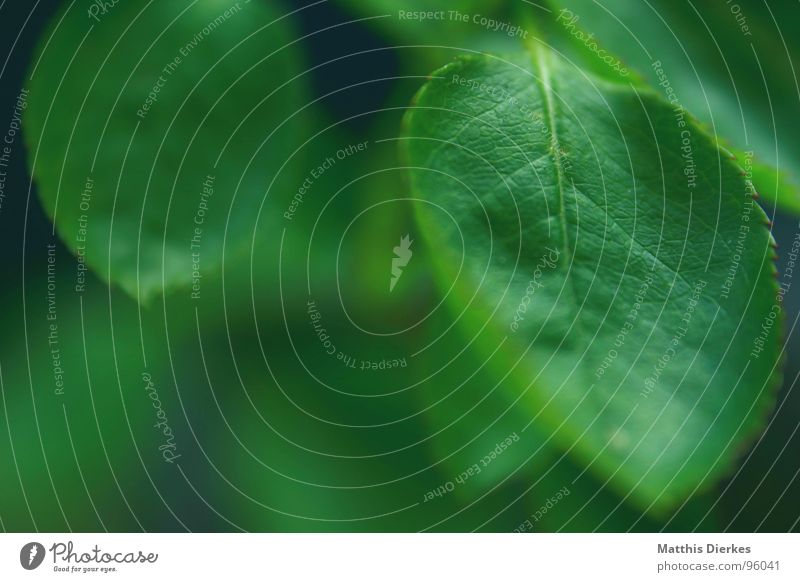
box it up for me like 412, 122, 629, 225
531, 43, 572, 266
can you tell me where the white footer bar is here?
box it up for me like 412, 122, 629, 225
0, 533, 796, 581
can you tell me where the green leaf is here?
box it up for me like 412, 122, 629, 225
544, 0, 800, 214
402, 45, 781, 512
25, 0, 308, 302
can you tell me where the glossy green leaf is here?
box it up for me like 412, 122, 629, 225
402, 44, 781, 511
25, 0, 308, 302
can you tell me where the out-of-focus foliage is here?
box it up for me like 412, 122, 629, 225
25, 0, 309, 302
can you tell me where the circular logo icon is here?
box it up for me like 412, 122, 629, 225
20, 542, 45, 570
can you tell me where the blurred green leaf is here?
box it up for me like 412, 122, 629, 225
25, 0, 308, 302
198, 324, 473, 532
